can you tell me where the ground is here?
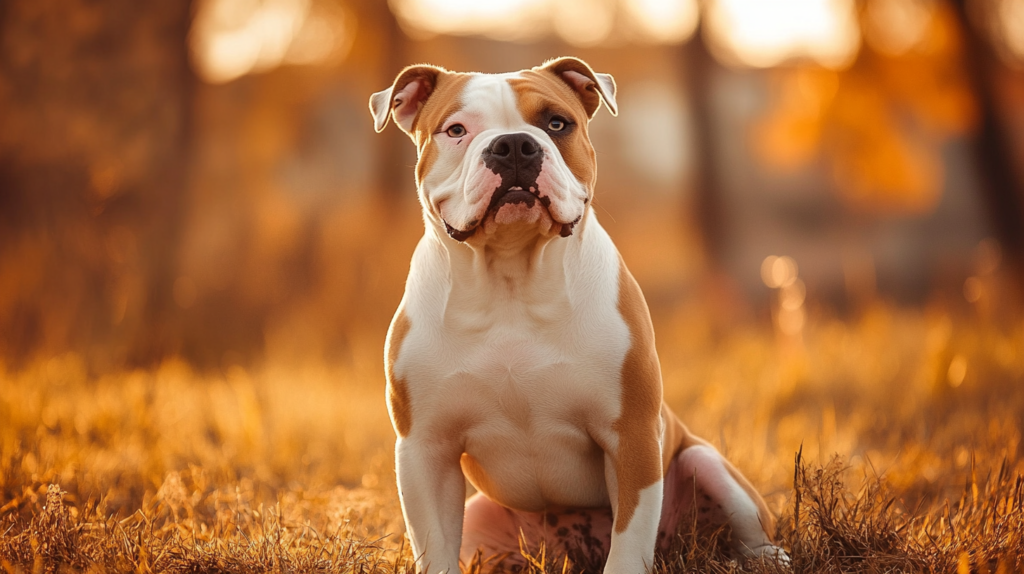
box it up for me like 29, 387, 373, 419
1, 302, 1023, 573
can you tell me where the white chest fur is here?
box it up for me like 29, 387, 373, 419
391, 216, 631, 511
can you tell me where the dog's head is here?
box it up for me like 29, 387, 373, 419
369, 57, 617, 243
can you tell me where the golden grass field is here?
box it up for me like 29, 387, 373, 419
2, 299, 1024, 573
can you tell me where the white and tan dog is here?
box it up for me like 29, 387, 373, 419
370, 58, 784, 574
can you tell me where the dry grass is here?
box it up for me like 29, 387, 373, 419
2, 302, 1023, 573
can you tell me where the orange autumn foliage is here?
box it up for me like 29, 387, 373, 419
753, 3, 978, 215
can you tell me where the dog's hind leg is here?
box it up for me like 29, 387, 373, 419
659, 445, 788, 561
458, 447, 789, 570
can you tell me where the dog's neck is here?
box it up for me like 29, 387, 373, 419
427, 213, 594, 326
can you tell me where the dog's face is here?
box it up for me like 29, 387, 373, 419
370, 58, 617, 243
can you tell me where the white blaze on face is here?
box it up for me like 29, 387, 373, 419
419, 73, 590, 238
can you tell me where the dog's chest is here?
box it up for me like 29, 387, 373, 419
392, 222, 634, 509
412, 315, 627, 418
402, 306, 630, 509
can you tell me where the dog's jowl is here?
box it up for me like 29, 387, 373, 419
370, 58, 787, 574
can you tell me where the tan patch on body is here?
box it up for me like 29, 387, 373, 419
611, 257, 665, 533
411, 73, 473, 187
385, 307, 413, 437
507, 71, 597, 192
660, 403, 688, 472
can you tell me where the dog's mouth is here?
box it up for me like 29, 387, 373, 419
443, 186, 580, 242
488, 186, 546, 213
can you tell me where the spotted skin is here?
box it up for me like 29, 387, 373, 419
461, 445, 780, 569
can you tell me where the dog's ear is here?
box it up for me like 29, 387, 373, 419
369, 64, 448, 135
539, 57, 618, 118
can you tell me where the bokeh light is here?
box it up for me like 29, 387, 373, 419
998, 0, 1024, 64
553, 0, 617, 47
389, 0, 698, 46
705, 0, 861, 68
947, 354, 967, 387
388, 0, 550, 42
624, 0, 699, 44
863, 0, 935, 56
761, 255, 799, 289
190, 0, 352, 84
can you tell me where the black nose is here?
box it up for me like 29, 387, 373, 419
482, 133, 544, 189
487, 133, 541, 160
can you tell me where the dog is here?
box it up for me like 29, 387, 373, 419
369, 57, 785, 574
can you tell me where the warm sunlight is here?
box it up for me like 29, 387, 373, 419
863, 0, 934, 56
997, 0, 1024, 65
390, 0, 698, 45
190, 0, 352, 84
624, 0, 699, 44
6, 2, 1024, 572
388, 0, 550, 42
552, 0, 617, 47
705, 0, 861, 68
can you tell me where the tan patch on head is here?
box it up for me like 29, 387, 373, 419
412, 73, 473, 187
508, 71, 597, 192
611, 257, 665, 533
385, 307, 412, 437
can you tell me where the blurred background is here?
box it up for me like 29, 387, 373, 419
3, 2, 1024, 542
1, 0, 1023, 373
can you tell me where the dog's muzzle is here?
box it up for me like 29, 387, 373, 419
442, 132, 579, 241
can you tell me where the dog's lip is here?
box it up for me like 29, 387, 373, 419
443, 212, 581, 241
443, 218, 477, 242
491, 189, 541, 210
486, 185, 547, 214
490, 185, 532, 202
440, 187, 583, 242
558, 214, 582, 237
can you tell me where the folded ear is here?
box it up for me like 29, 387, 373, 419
539, 57, 618, 118
369, 64, 448, 134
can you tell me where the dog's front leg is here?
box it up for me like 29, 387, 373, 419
396, 436, 466, 574
601, 429, 664, 574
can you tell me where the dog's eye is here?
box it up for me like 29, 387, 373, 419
446, 124, 467, 138
548, 117, 568, 132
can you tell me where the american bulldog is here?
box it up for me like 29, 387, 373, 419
369, 57, 785, 574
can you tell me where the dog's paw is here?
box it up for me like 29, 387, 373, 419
740, 543, 790, 565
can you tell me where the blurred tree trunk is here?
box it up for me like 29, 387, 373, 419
0, 1, 195, 368
371, 1, 414, 201
682, 23, 726, 262
127, 1, 196, 366
950, 0, 1024, 276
